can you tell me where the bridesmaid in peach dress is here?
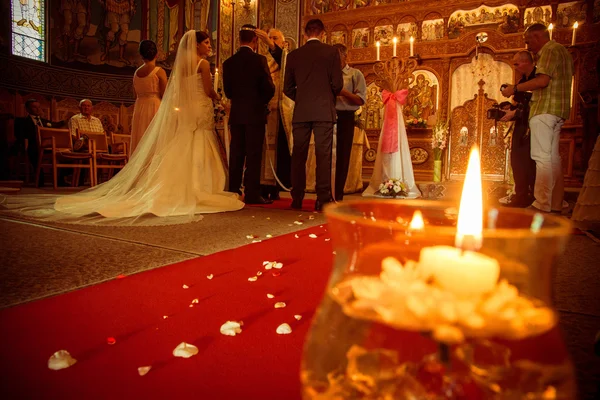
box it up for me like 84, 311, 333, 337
131, 40, 167, 154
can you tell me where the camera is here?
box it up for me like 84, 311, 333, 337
486, 103, 506, 120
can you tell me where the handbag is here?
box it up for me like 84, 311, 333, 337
73, 134, 89, 152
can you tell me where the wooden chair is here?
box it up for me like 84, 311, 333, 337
110, 132, 131, 160
35, 127, 95, 189
79, 130, 128, 184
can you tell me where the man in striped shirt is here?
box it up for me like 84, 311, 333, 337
68, 99, 105, 137
501, 23, 573, 213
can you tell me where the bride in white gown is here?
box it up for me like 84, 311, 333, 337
1, 30, 244, 225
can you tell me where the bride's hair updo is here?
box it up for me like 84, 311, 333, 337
195, 31, 210, 44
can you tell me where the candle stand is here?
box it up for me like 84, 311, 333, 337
300, 200, 576, 399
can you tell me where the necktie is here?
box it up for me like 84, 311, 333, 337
35, 116, 42, 127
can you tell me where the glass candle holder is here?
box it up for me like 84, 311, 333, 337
301, 200, 576, 399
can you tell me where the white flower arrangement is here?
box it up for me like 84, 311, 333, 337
376, 178, 408, 198
432, 120, 448, 160
46, 122, 52, 127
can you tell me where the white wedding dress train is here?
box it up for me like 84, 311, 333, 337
363, 102, 421, 198
1, 31, 244, 226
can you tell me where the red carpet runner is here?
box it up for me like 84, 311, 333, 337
0, 226, 333, 399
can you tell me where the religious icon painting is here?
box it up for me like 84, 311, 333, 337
557, 1, 587, 28
354, 0, 371, 9
524, 6, 552, 28
396, 22, 418, 43
331, 31, 347, 45
448, 4, 519, 37
352, 27, 370, 49
365, 83, 383, 130
421, 19, 444, 41
374, 25, 394, 46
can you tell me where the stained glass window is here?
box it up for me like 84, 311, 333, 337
11, 0, 45, 62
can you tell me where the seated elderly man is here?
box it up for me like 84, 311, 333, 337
68, 99, 105, 137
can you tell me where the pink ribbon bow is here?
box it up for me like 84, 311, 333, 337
380, 89, 408, 153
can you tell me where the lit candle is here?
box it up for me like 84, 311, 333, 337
409, 36, 414, 57
214, 68, 219, 92
376, 41, 380, 61
392, 37, 397, 57
417, 147, 500, 297
548, 23, 553, 40
409, 210, 424, 231
571, 21, 578, 46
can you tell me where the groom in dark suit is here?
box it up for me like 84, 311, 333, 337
284, 19, 343, 211
223, 24, 275, 204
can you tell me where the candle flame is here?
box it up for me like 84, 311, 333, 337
456, 147, 482, 250
376, 41, 380, 47
409, 36, 414, 43
174, 107, 180, 111
548, 23, 553, 30
392, 37, 398, 43
409, 210, 424, 231
573, 22, 578, 29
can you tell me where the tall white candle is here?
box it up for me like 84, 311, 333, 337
392, 37, 397, 57
214, 68, 219, 92
548, 23, 553, 40
571, 21, 578, 46
376, 41, 380, 61
409, 36, 414, 57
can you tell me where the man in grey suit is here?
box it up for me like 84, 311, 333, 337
284, 19, 343, 211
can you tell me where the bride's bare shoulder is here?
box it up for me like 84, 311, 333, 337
197, 58, 209, 73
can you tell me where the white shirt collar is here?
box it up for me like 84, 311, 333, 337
307, 38, 321, 42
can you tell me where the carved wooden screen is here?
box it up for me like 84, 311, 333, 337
448, 79, 509, 181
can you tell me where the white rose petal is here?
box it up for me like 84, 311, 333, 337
266, 234, 273, 238
246, 235, 255, 239
294, 234, 300, 238
220, 321, 243, 336
308, 215, 315, 220
276, 323, 292, 335
267, 293, 275, 299
172, 342, 199, 358
256, 271, 263, 276
191, 298, 199, 304
309, 234, 318, 239
273, 262, 283, 269
207, 274, 213, 280
248, 276, 258, 282
182, 284, 189, 289
48, 350, 77, 370
325, 238, 331, 241
294, 221, 303, 225
138, 366, 152, 376
294, 315, 302, 320
274, 302, 286, 309
163, 315, 168, 319
252, 240, 262, 243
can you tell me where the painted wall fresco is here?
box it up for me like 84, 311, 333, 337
556, 1, 587, 28
421, 19, 444, 42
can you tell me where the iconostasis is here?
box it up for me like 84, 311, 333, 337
304, 0, 599, 183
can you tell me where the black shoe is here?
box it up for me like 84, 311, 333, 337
315, 200, 329, 212
245, 196, 273, 205
291, 198, 302, 210
270, 191, 281, 201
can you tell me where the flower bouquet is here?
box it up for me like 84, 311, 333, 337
376, 178, 408, 198
431, 120, 448, 161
